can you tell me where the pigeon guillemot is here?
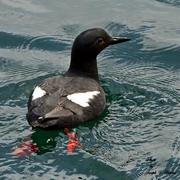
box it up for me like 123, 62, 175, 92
28, 28, 130, 130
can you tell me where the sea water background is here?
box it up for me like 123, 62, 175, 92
0, 0, 180, 179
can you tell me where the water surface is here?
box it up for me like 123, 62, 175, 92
0, 0, 180, 179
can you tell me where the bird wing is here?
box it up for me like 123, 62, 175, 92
28, 75, 104, 128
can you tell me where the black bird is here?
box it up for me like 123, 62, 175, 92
28, 28, 130, 130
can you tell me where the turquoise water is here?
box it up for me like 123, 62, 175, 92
0, 0, 180, 179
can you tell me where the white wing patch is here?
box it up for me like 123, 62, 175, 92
32, 86, 46, 100
67, 91, 100, 107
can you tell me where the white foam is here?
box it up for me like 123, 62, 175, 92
32, 86, 46, 100
67, 91, 100, 107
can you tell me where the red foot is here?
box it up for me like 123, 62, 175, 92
64, 128, 81, 153
12, 139, 38, 156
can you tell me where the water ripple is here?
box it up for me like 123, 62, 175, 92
0, 1, 180, 179
82, 46, 180, 178
156, 0, 180, 8
0, 32, 71, 87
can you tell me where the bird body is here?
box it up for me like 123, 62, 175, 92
28, 28, 130, 130
28, 73, 105, 129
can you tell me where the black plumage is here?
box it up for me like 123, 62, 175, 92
28, 28, 130, 130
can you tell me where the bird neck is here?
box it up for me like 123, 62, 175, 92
68, 54, 99, 82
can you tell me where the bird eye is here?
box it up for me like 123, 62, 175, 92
97, 38, 104, 44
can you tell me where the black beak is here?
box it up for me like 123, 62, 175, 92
110, 37, 131, 45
